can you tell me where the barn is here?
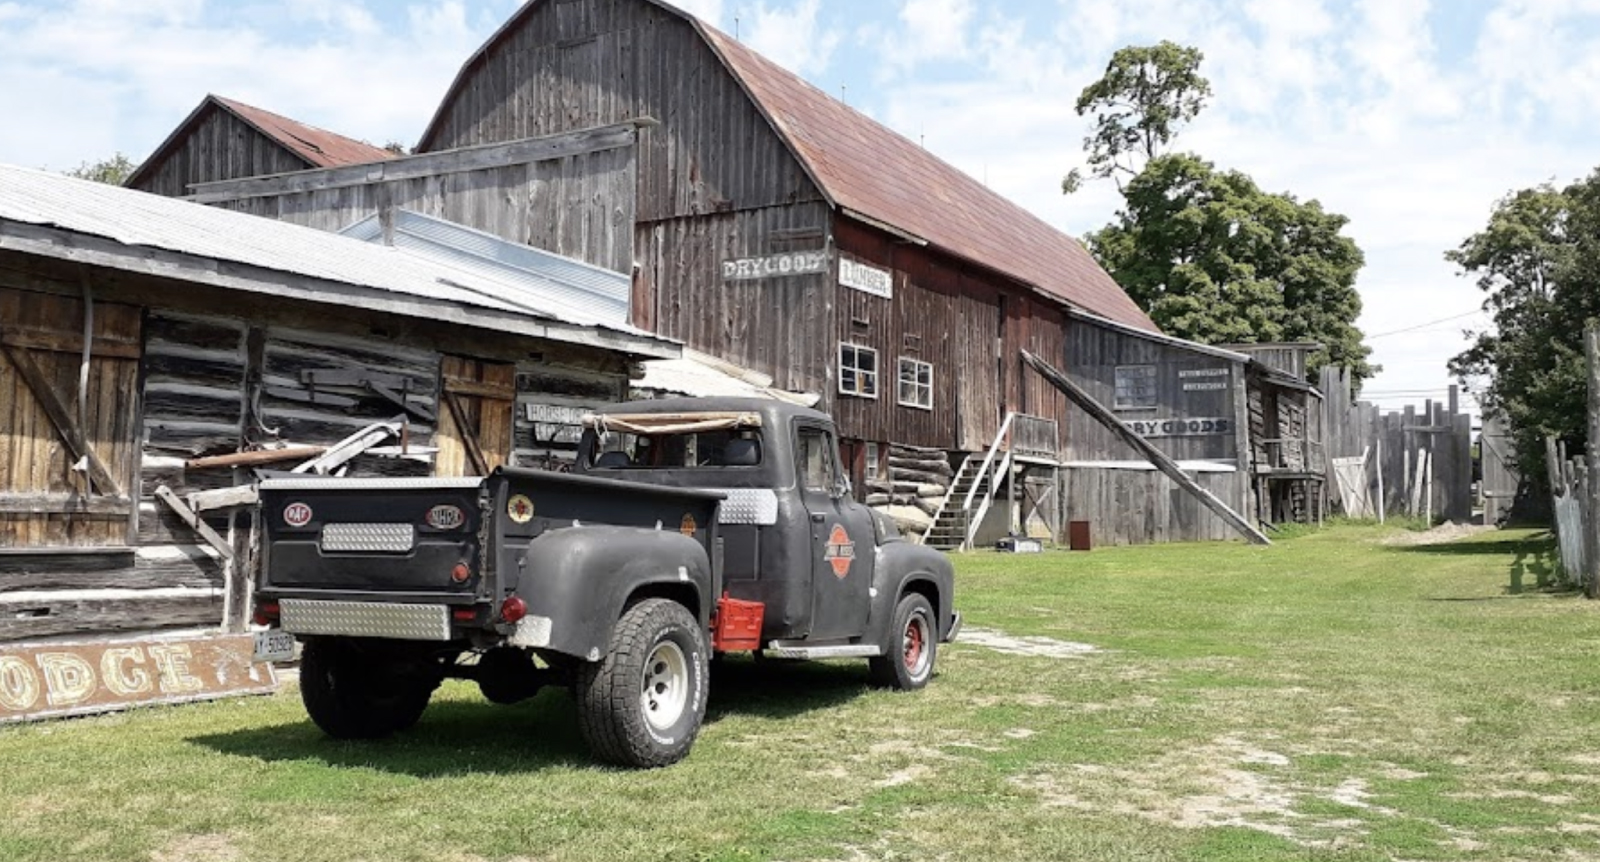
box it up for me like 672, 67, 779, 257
0, 164, 676, 643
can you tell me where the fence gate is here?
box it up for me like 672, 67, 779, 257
1480, 416, 1519, 525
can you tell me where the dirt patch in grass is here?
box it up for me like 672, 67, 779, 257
153, 833, 241, 862
958, 627, 1100, 658
1380, 523, 1495, 545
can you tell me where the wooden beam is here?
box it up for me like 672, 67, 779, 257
154, 486, 235, 562
444, 392, 490, 477
1022, 350, 1272, 546
0, 341, 122, 497
187, 485, 259, 513
1586, 323, 1600, 599
0, 328, 141, 359
186, 124, 641, 203
0, 493, 133, 516
185, 447, 325, 470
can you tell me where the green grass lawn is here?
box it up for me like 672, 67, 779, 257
3, 524, 1599, 862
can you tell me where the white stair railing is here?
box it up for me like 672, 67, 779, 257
954, 413, 1015, 551
966, 450, 1012, 550
921, 454, 976, 545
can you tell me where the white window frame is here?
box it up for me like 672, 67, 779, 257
838, 343, 879, 399
897, 357, 933, 411
865, 442, 881, 480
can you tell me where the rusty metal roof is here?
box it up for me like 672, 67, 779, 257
697, 25, 1157, 332
128, 95, 394, 189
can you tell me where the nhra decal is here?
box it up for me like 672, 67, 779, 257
282, 502, 313, 528
680, 513, 697, 536
507, 495, 535, 524
426, 504, 466, 530
824, 525, 855, 578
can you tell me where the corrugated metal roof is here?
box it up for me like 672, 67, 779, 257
637, 349, 819, 406
698, 26, 1158, 332
0, 163, 676, 357
341, 210, 630, 326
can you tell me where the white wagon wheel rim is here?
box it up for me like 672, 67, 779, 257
641, 640, 689, 731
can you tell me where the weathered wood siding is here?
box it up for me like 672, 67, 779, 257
129, 106, 310, 198
1062, 467, 1248, 546
419, 0, 820, 222
1063, 316, 1245, 464
214, 144, 638, 274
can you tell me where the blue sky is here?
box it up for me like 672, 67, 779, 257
4, 0, 1599, 416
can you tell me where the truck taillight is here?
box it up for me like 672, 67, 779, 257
499, 596, 527, 624
451, 562, 472, 583
253, 601, 280, 626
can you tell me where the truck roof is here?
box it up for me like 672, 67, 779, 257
593, 397, 833, 429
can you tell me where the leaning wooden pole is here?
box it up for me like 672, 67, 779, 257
1585, 324, 1600, 599
1021, 350, 1271, 546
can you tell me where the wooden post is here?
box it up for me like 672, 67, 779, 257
1021, 350, 1270, 546
1375, 436, 1385, 523
1586, 324, 1600, 599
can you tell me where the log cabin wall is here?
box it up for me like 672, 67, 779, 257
0, 252, 634, 642
129, 105, 313, 199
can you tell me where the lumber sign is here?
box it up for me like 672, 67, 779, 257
0, 633, 277, 724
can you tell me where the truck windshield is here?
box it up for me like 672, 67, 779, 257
590, 430, 763, 469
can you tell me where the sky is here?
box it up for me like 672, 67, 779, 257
4, 0, 1599, 419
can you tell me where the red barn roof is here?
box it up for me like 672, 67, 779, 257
127, 95, 394, 190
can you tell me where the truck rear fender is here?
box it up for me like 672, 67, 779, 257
868, 543, 957, 642
511, 526, 712, 661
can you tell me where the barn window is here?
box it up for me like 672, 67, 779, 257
865, 442, 881, 480
1114, 365, 1159, 410
897, 357, 933, 410
838, 343, 878, 398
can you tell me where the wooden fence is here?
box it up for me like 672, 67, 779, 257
1320, 367, 1473, 524
1546, 441, 1591, 588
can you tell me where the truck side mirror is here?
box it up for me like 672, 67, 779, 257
833, 475, 852, 500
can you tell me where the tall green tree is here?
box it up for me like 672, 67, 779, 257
1087, 153, 1373, 381
64, 153, 138, 186
1063, 41, 1211, 194
1448, 175, 1600, 482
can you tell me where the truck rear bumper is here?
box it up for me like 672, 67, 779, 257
280, 598, 453, 642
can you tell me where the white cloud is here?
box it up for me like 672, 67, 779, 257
669, 0, 725, 25
741, 0, 840, 76
876, 0, 975, 73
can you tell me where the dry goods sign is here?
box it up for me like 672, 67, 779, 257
1123, 417, 1234, 438
721, 250, 828, 281
0, 633, 278, 724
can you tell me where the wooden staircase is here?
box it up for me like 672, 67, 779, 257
921, 414, 1016, 551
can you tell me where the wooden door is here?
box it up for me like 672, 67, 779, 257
0, 288, 142, 547
435, 356, 516, 478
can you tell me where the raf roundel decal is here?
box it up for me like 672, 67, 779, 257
680, 513, 697, 536
283, 502, 314, 528
507, 494, 535, 524
426, 504, 466, 530
824, 524, 855, 578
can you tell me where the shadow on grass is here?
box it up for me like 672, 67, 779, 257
187, 657, 869, 776
1391, 531, 1577, 597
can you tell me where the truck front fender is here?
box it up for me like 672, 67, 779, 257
867, 542, 957, 642
506, 526, 713, 661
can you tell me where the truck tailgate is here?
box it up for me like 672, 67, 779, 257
258, 477, 486, 599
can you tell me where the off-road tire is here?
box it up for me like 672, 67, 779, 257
476, 647, 542, 705
868, 593, 937, 691
575, 599, 709, 768
300, 638, 435, 739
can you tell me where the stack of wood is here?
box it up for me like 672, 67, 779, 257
864, 444, 954, 536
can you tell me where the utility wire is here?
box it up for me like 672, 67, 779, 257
1365, 309, 1485, 340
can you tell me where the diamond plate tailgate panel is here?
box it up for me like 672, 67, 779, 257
279, 599, 451, 641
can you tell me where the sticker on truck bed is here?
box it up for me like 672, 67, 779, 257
680, 513, 697, 536
507, 495, 535, 524
825, 525, 854, 578
426, 504, 466, 530
283, 502, 313, 528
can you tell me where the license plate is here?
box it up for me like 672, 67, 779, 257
253, 630, 296, 663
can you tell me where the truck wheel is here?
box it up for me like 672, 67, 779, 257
300, 638, 435, 739
575, 598, 708, 768
869, 593, 937, 691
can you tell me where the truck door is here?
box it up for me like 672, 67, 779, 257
794, 423, 874, 640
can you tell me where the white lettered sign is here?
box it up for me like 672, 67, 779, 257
839, 258, 894, 299
721, 251, 828, 281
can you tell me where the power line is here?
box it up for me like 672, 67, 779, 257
1366, 309, 1485, 340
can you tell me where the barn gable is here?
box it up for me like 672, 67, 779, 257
127, 95, 395, 198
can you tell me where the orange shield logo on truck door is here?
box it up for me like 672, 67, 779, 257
824, 525, 855, 578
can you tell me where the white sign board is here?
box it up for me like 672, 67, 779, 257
1123, 417, 1234, 438
722, 251, 828, 281
840, 258, 893, 299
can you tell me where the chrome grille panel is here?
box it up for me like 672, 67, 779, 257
320, 523, 415, 554
708, 488, 778, 525
279, 599, 451, 641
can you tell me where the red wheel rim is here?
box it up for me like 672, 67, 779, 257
903, 617, 926, 670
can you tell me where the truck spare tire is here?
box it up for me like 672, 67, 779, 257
576, 598, 709, 768
299, 638, 435, 739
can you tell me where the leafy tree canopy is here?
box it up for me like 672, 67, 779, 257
1063, 40, 1211, 194
1087, 152, 1373, 381
64, 153, 139, 186
1448, 175, 1600, 480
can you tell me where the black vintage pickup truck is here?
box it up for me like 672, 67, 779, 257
252, 398, 960, 767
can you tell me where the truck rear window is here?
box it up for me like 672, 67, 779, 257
591, 430, 763, 469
